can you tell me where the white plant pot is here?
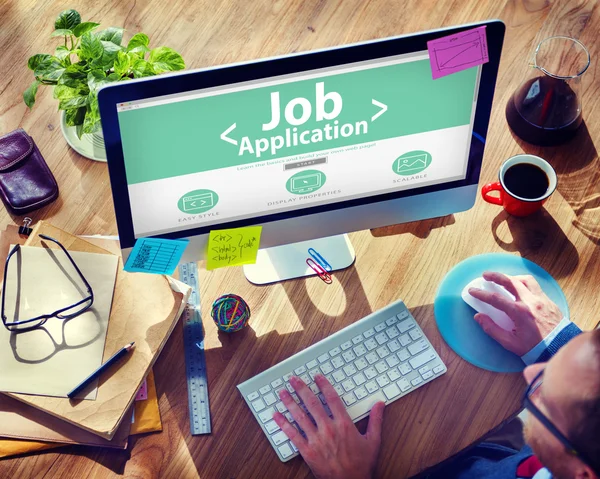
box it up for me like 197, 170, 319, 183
60, 110, 107, 162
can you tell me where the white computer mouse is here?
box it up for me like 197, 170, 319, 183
461, 277, 516, 331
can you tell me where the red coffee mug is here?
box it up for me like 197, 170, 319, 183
481, 154, 557, 216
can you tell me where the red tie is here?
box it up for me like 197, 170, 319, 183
516, 455, 544, 478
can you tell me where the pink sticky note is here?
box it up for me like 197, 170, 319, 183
135, 379, 148, 401
427, 26, 489, 80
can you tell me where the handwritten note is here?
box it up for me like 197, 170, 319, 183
124, 237, 189, 275
206, 226, 262, 270
427, 26, 489, 80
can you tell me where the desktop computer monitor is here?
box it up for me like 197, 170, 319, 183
99, 20, 504, 283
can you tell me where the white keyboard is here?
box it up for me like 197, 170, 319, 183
237, 299, 447, 462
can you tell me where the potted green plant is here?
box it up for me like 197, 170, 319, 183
23, 9, 185, 161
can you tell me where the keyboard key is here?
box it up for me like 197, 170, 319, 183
343, 364, 357, 376
286, 383, 295, 393
397, 349, 410, 362
329, 346, 341, 357
386, 316, 398, 326
354, 358, 368, 370
284, 412, 293, 422
388, 339, 401, 352
409, 349, 437, 369
320, 361, 334, 375
300, 373, 312, 385
342, 351, 356, 362
408, 339, 429, 356
283, 372, 293, 382
332, 370, 346, 383
365, 338, 378, 351
346, 390, 387, 418
342, 379, 356, 392
352, 334, 364, 344
294, 365, 307, 375
343, 392, 357, 406
278, 443, 294, 459
364, 366, 378, 379
366, 352, 379, 364
276, 402, 287, 413
386, 355, 400, 368
275, 387, 286, 397
326, 374, 335, 385
365, 381, 379, 393
376, 375, 390, 387
397, 318, 415, 333
272, 430, 289, 446
352, 372, 366, 386
398, 378, 411, 392
318, 353, 330, 363
397, 310, 409, 320
258, 407, 276, 423
376, 345, 390, 359
399, 363, 411, 375
265, 420, 280, 434
375, 361, 389, 374
422, 371, 434, 380
363, 328, 376, 338
353, 344, 367, 357
433, 365, 445, 374
411, 377, 424, 387
341, 341, 353, 351
375, 322, 386, 332
309, 383, 320, 394
419, 365, 430, 374
399, 334, 411, 346
409, 329, 423, 340
259, 385, 271, 395
252, 398, 266, 412
309, 369, 320, 381
375, 333, 388, 345
306, 359, 318, 370
247, 391, 260, 402
383, 383, 401, 400
291, 393, 300, 404
387, 368, 401, 382
334, 384, 344, 396
386, 327, 400, 339
271, 379, 284, 389
355, 385, 368, 400
332, 356, 344, 368
290, 441, 298, 453
264, 394, 277, 407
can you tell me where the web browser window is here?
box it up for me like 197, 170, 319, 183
117, 51, 481, 237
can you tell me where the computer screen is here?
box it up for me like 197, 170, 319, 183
116, 50, 479, 239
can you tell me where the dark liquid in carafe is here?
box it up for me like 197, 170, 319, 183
505, 75, 582, 146
504, 163, 549, 199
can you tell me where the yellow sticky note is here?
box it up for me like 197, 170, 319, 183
206, 226, 262, 270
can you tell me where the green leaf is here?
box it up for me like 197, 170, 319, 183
23, 80, 41, 108
127, 33, 149, 52
148, 46, 185, 73
53, 84, 82, 101
65, 106, 86, 126
107, 72, 121, 81
97, 27, 124, 46
34, 56, 65, 82
80, 32, 104, 60
76, 123, 84, 139
59, 95, 88, 110
27, 53, 52, 71
131, 58, 155, 78
55, 45, 71, 61
72, 22, 100, 38
82, 96, 101, 135
54, 9, 81, 30
113, 50, 130, 77
87, 70, 106, 93
58, 64, 88, 89
51, 29, 73, 37
94, 40, 121, 68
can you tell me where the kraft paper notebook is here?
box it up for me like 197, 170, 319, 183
1, 221, 189, 440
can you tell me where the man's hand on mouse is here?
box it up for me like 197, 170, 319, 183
468, 271, 563, 356
272, 374, 385, 479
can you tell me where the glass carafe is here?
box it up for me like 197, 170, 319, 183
505, 36, 590, 146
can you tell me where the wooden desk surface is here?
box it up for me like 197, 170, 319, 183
1, 0, 599, 477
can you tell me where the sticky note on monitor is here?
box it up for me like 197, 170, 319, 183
427, 26, 489, 80
124, 237, 189, 275
207, 226, 262, 270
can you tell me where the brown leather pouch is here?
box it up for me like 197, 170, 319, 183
0, 129, 59, 215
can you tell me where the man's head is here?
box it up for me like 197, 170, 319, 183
523, 330, 600, 479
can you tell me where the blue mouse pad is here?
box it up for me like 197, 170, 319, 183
434, 253, 569, 373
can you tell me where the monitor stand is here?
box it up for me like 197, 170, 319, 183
243, 234, 356, 285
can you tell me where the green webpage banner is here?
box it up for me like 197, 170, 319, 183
119, 52, 479, 237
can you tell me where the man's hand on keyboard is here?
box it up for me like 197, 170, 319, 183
468, 271, 563, 356
273, 374, 385, 479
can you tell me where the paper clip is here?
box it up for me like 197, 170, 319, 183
306, 258, 333, 284
308, 248, 332, 272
